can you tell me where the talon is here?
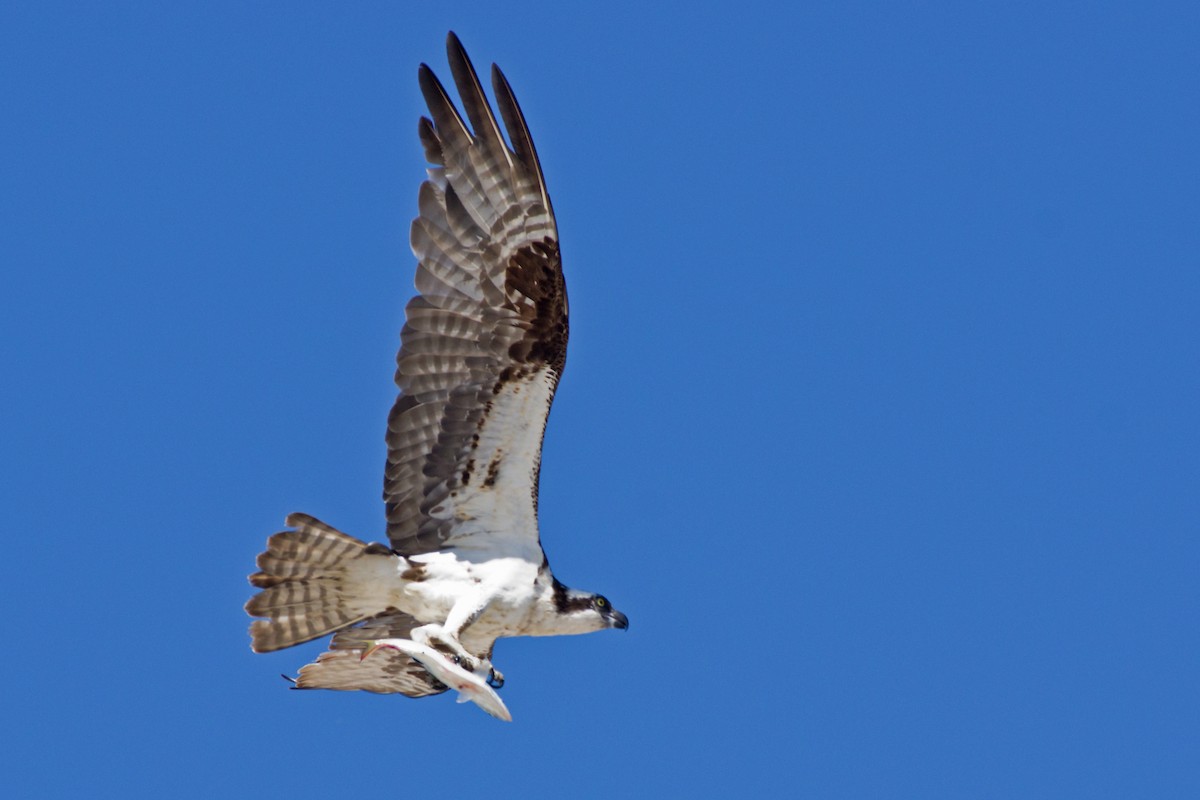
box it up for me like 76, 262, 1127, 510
487, 668, 505, 690
360, 640, 397, 662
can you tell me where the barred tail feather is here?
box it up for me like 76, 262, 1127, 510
245, 513, 395, 653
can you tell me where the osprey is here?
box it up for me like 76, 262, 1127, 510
245, 33, 627, 718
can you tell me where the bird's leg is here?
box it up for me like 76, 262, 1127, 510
409, 623, 477, 670
410, 594, 500, 684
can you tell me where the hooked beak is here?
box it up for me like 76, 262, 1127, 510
610, 609, 629, 631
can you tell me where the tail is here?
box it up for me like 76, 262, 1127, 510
245, 513, 396, 653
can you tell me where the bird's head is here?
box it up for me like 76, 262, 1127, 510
552, 580, 629, 634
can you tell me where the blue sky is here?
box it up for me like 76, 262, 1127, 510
2, 2, 1197, 797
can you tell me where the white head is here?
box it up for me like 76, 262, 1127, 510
549, 579, 629, 635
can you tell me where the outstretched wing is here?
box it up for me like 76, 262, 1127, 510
384, 33, 567, 558
294, 610, 498, 696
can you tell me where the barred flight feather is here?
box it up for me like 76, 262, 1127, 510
384, 33, 564, 557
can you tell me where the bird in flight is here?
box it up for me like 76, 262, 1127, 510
245, 32, 627, 719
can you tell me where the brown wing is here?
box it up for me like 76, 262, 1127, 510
293, 610, 499, 696
384, 33, 567, 557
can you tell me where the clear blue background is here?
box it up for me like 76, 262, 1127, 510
2, 2, 1196, 797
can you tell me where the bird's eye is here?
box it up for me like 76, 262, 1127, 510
595, 596, 608, 609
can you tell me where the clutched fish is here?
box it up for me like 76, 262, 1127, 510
361, 638, 512, 722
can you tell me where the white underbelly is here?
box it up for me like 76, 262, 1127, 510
397, 552, 541, 631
